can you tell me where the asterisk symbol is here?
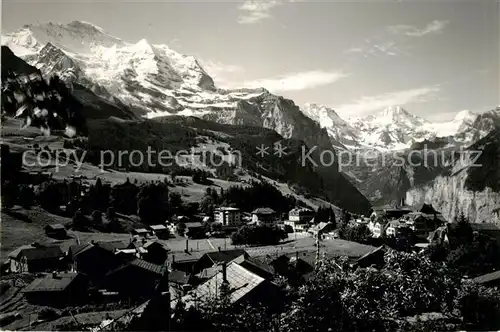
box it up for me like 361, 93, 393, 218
274, 142, 288, 158
256, 144, 270, 157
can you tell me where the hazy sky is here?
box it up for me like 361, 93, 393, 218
2, 0, 499, 121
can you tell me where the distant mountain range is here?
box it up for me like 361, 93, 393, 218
301, 103, 500, 151
3, 20, 499, 219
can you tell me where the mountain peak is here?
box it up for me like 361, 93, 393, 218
453, 110, 476, 122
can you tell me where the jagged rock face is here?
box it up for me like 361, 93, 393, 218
406, 130, 500, 224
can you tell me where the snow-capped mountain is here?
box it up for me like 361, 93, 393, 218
1, 21, 333, 150
300, 103, 499, 151
349, 106, 432, 150
300, 103, 361, 149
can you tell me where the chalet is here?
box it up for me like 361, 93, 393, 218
23, 272, 88, 307
368, 219, 388, 238
355, 245, 387, 269
184, 222, 205, 238
105, 259, 163, 299
251, 207, 278, 225
309, 222, 335, 238
69, 241, 131, 279
370, 206, 413, 221
214, 207, 241, 227
288, 208, 314, 223
194, 249, 248, 274
143, 241, 169, 265
9, 245, 64, 273
149, 224, 169, 239
132, 228, 150, 237
44, 224, 67, 239
179, 262, 283, 311
170, 251, 205, 273
385, 220, 409, 237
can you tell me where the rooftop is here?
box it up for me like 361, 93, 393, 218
150, 225, 167, 230
45, 224, 65, 230
204, 249, 247, 265
24, 273, 79, 293
184, 262, 265, 307
216, 207, 240, 212
252, 207, 276, 215
17, 246, 63, 261
472, 270, 500, 285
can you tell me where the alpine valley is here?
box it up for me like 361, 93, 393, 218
2, 20, 500, 222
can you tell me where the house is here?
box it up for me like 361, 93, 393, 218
214, 207, 241, 227
149, 225, 169, 240
309, 222, 335, 238
368, 220, 388, 238
44, 224, 67, 239
385, 220, 409, 237
251, 207, 278, 225
143, 241, 169, 265
23, 272, 88, 307
132, 228, 150, 237
288, 208, 314, 223
195, 249, 248, 274
69, 241, 131, 280
370, 206, 413, 221
9, 245, 64, 273
355, 245, 387, 269
471, 270, 500, 287
104, 259, 163, 299
179, 262, 283, 310
170, 251, 205, 273
238, 257, 275, 280
184, 222, 205, 238
400, 211, 444, 238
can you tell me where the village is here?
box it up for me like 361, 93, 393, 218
2, 162, 500, 331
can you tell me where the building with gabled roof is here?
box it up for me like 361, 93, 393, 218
180, 262, 282, 310
9, 245, 64, 273
251, 207, 278, 225
195, 249, 248, 274
23, 272, 88, 307
105, 258, 163, 299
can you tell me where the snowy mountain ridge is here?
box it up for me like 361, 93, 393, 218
301, 103, 498, 151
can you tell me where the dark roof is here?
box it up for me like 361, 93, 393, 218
168, 270, 191, 284
18, 246, 63, 261
204, 249, 248, 265
472, 270, 500, 285
24, 273, 79, 293
171, 251, 205, 263
239, 257, 275, 277
108, 259, 163, 276
252, 207, 276, 215
355, 245, 387, 268
129, 259, 163, 274
69, 244, 93, 258
143, 241, 169, 251
417, 203, 439, 215
95, 240, 129, 252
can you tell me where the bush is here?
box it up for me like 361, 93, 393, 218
231, 224, 287, 246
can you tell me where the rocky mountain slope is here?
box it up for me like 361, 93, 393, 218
406, 130, 500, 224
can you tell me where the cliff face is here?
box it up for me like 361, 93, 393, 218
406, 130, 500, 224
406, 171, 500, 224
